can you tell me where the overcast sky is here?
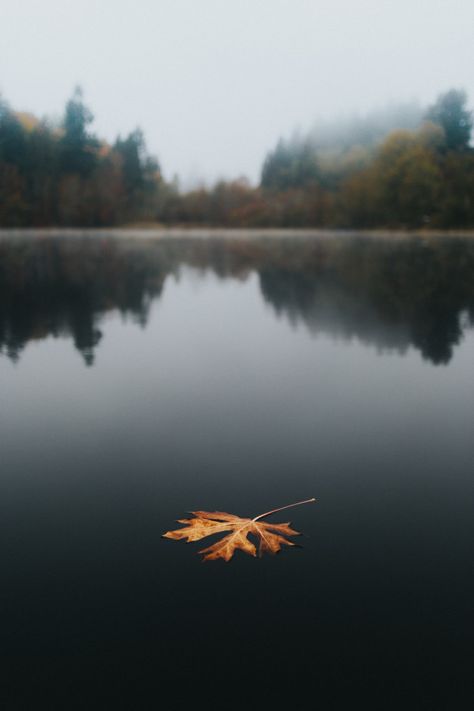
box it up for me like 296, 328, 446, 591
1, 0, 473, 185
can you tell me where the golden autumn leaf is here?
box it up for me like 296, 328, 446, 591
163, 497, 316, 562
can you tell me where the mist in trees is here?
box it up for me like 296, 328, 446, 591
0, 86, 162, 226
259, 90, 473, 228
157, 89, 474, 229
0, 87, 473, 228
426, 89, 473, 152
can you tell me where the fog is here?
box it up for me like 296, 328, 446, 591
1, 0, 473, 184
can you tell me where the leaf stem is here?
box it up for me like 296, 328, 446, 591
252, 497, 316, 522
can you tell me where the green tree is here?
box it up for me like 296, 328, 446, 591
114, 129, 160, 220
426, 89, 472, 151
0, 96, 28, 169
61, 86, 98, 175
0, 96, 29, 224
261, 138, 318, 190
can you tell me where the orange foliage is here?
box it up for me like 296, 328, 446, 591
163, 498, 315, 562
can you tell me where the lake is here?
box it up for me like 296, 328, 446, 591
1, 232, 473, 709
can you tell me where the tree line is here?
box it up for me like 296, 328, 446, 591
0, 87, 473, 228
0, 87, 163, 226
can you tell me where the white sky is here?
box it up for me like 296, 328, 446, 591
1, 0, 473, 185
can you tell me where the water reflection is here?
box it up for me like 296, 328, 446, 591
0, 238, 166, 365
1, 234, 474, 365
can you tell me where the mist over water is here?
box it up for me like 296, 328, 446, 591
2, 2, 474, 707
1, 234, 473, 709
2, 234, 474, 366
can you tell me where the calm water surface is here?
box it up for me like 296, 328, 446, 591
1, 234, 473, 709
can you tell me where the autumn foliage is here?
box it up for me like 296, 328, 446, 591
0, 87, 162, 226
1, 87, 473, 228
163, 498, 316, 562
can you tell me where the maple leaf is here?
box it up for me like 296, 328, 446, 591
163, 497, 316, 562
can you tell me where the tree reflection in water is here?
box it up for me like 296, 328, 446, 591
1, 234, 474, 366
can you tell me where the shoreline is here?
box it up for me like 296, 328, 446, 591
2, 227, 474, 240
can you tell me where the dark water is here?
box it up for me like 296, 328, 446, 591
1, 234, 473, 709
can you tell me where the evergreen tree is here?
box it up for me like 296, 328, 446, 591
61, 86, 98, 175
426, 89, 472, 151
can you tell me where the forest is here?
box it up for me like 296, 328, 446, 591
0, 87, 473, 228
